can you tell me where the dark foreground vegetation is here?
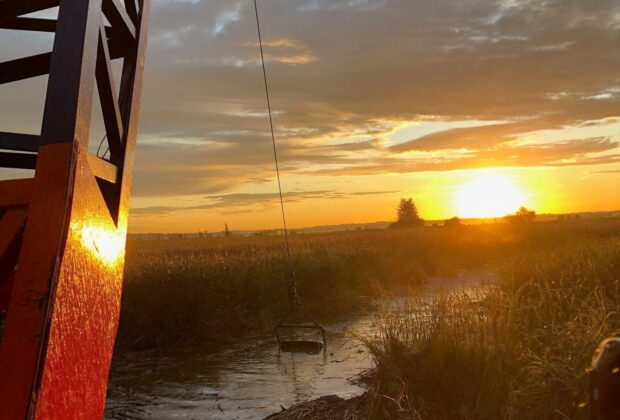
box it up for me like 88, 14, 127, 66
117, 218, 618, 350
113, 218, 620, 418
273, 218, 620, 420
117, 222, 506, 351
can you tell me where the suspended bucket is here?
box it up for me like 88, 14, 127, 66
275, 323, 326, 355
253, 0, 327, 357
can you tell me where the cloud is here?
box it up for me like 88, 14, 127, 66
131, 189, 399, 215
244, 38, 317, 65
308, 137, 620, 175
591, 169, 620, 174
390, 120, 546, 152
2, 0, 620, 212
130, 137, 385, 197
133, 0, 620, 153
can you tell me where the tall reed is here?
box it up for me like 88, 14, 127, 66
115, 219, 620, 357
364, 222, 620, 419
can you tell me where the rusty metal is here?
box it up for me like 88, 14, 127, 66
0, 0, 150, 418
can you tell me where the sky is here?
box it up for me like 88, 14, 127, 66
1, 0, 620, 233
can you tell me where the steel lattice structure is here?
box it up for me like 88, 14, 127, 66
0, 0, 150, 417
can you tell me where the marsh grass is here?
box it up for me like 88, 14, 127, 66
115, 219, 620, 364
363, 221, 620, 419
116, 224, 517, 351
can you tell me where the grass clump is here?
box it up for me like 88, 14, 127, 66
364, 223, 620, 419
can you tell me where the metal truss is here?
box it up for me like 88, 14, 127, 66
0, 0, 150, 417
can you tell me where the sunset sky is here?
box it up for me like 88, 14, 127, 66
1, 0, 620, 233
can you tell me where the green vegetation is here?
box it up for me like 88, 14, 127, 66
504, 206, 537, 224
362, 219, 620, 419
116, 221, 534, 351
114, 218, 620, 417
390, 198, 425, 228
443, 216, 461, 227
117, 218, 620, 364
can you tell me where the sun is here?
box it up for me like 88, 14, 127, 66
456, 175, 525, 218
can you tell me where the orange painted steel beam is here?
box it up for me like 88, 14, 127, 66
0, 0, 150, 418
0, 179, 34, 208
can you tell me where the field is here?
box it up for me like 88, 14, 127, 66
359, 219, 620, 419
115, 218, 620, 418
117, 221, 530, 351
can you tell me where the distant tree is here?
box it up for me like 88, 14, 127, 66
224, 222, 232, 237
505, 207, 536, 224
390, 198, 424, 228
398, 198, 419, 222
444, 217, 461, 227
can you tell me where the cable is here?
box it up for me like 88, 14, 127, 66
253, 0, 299, 303
253, 1, 325, 343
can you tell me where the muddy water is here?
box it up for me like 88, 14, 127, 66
105, 314, 376, 419
105, 274, 491, 419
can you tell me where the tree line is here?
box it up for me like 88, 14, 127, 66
390, 198, 536, 228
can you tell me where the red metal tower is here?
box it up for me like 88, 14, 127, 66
0, 0, 150, 418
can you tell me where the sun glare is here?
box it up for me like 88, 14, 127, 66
456, 175, 525, 218
80, 224, 125, 266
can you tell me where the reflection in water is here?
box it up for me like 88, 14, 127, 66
106, 274, 492, 419
106, 314, 375, 419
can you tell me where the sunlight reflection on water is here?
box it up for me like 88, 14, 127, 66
105, 273, 493, 419
106, 315, 375, 419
